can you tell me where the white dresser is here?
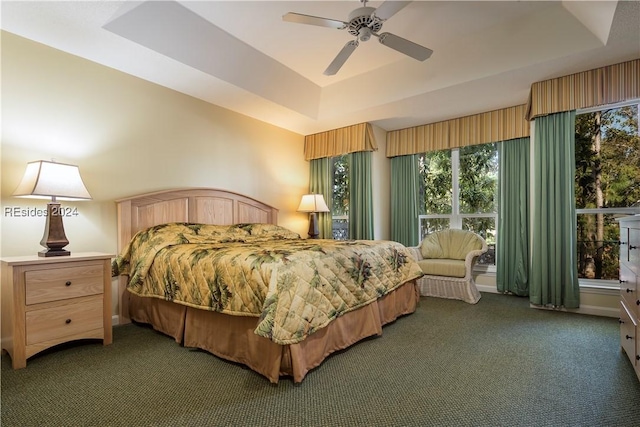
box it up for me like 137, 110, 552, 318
618, 215, 640, 381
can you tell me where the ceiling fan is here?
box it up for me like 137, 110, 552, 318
283, 0, 433, 76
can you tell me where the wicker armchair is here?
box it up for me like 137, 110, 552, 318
408, 229, 488, 304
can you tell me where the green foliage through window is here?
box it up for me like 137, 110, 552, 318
459, 144, 498, 215
575, 103, 640, 280
418, 150, 451, 215
332, 155, 349, 240
332, 155, 349, 216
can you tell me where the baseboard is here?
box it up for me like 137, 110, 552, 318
530, 303, 619, 318
477, 285, 619, 318
477, 284, 499, 294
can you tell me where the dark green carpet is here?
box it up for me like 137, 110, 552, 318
2, 293, 640, 427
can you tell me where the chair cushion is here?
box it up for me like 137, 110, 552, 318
417, 259, 467, 278
420, 229, 483, 260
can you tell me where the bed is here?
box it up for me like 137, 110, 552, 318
114, 188, 422, 383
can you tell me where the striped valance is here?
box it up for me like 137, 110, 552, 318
525, 58, 640, 120
386, 104, 530, 157
304, 122, 378, 160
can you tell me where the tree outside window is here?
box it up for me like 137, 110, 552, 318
418, 149, 452, 233
575, 103, 640, 282
332, 154, 349, 240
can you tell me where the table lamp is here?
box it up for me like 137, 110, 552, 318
13, 160, 92, 257
297, 194, 330, 238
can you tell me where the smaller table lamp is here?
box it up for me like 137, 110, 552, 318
297, 194, 330, 239
13, 160, 92, 257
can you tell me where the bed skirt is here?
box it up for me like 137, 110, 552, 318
127, 280, 419, 383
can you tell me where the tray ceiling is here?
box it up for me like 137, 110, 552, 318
2, 1, 639, 135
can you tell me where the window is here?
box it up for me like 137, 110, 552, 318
332, 154, 349, 240
575, 102, 640, 286
418, 143, 498, 267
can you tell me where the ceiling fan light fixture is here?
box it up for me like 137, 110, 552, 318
359, 27, 372, 42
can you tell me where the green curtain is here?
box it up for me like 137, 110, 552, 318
390, 154, 419, 246
348, 151, 374, 240
530, 111, 580, 308
497, 137, 530, 296
309, 158, 333, 239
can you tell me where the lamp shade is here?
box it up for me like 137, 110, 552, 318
297, 194, 330, 213
13, 160, 92, 201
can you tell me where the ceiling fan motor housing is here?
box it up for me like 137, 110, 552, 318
347, 7, 382, 41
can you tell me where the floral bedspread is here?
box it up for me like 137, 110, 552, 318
112, 223, 423, 345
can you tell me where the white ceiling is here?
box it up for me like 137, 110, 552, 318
2, 1, 639, 135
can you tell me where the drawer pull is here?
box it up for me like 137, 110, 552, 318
620, 279, 628, 284
631, 245, 638, 250
619, 318, 624, 324
626, 335, 633, 340
626, 288, 634, 293
65, 319, 72, 324
65, 281, 72, 286
637, 300, 640, 306
637, 355, 640, 361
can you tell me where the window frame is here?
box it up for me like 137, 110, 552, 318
574, 100, 640, 288
418, 148, 498, 274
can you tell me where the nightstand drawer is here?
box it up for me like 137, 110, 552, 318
25, 296, 103, 345
25, 263, 104, 305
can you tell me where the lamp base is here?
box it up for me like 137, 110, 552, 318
39, 202, 71, 257
307, 212, 320, 239
38, 248, 71, 257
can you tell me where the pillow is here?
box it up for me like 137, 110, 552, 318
168, 223, 250, 243
233, 223, 301, 240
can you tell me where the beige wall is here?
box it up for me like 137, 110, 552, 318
0, 31, 313, 254
0, 32, 312, 314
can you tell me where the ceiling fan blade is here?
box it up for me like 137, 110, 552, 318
283, 12, 347, 30
324, 40, 359, 76
377, 32, 433, 61
373, 1, 412, 21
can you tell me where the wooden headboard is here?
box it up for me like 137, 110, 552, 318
115, 188, 279, 323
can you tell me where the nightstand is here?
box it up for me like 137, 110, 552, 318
1, 252, 113, 369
